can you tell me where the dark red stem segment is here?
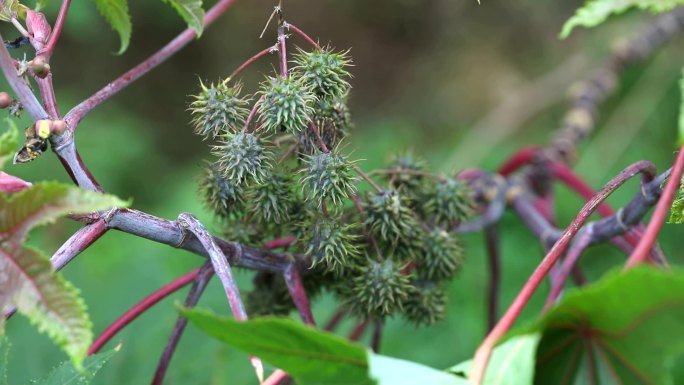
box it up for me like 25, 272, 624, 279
484, 224, 501, 332
349, 320, 370, 341
44, 0, 71, 56
287, 23, 319, 49
497, 146, 540, 176
64, 0, 237, 128
264, 235, 296, 249
324, 308, 346, 331
626, 147, 684, 267
152, 263, 214, 385
283, 264, 315, 325
228, 46, 274, 81
371, 319, 383, 353
470, 160, 656, 384
545, 225, 594, 309
88, 268, 201, 355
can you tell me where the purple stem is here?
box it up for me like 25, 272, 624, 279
64, 0, 238, 128
51, 219, 108, 270
152, 262, 214, 385
43, 0, 72, 57
0, 31, 47, 120
545, 225, 594, 309
283, 263, 315, 325
371, 319, 383, 353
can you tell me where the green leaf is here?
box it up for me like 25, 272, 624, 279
369, 354, 469, 385
180, 309, 374, 385
32, 347, 119, 385
0, 118, 18, 170
92, 0, 131, 54
561, 0, 684, 38
512, 267, 684, 384
163, 0, 204, 37
0, 182, 127, 242
34, 0, 49, 11
181, 308, 467, 385
670, 182, 684, 224
0, 245, 91, 368
448, 334, 540, 385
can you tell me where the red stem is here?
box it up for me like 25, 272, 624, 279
497, 146, 540, 176
64, 0, 237, 128
287, 23, 319, 49
625, 147, 684, 268
87, 268, 200, 355
228, 46, 274, 81
349, 320, 370, 341
283, 264, 316, 325
263, 235, 296, 249
470, 160, 655, 383
43, 0, 71, 57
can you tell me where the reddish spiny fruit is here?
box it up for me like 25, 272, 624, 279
0, 92, 11, 109
51, 120, 67, 135
31, 56, 50, 79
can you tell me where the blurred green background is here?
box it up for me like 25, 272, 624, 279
3, 0, 683, 383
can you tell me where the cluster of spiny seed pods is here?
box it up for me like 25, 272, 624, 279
189, 41, 475, 325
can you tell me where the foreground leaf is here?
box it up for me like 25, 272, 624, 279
514, 267, 684, 384
163, 0, 204, 37
561, 0, 684, 38
0, 245, 91, 368
33, 346, 119, 385
0, 182, 127, 242
449, 334, 540, 385
181, 308, 467, 385
92, 0, 131, 54
0, 336, 8, 385
181, 309, 373, 385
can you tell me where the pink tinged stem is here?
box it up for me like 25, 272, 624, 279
286, 23, 319, 49
0, 172, 31, 193
263, 370, 289, 385
43, 0, 72, 57
228, 46, 275, 81
51, 219, 108, 270
64, 0, 238, 128
88, 268, 201, 355
0, 31, 48, 120
264, 235, 296, 249
625, 147, 684, 268
545, 225, 594, 309
283, 263, 315, 325
470, 160, 656, 384
35, 75, 61, 118
152, 262, 214, 385
176, 213, 263, 381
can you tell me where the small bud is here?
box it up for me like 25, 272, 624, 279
26, 10, 52, 47
51, 119, 67, 135
31, 56, 50, 78
0, 92, 12, 109
35, 119, 51, 139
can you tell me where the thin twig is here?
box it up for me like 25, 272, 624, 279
484, 224, 501, 332
87, 268, 201, 355
152, 262, 214, 385
283, 263, 315, 325
545, 225, 594, 309
286, 23, 319, 49
44, 0, 72, 56
228, 45, 275, 82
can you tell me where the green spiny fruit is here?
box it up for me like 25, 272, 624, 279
425, 177, 474, 226
416, 228, 464, 281
213, 131, 270, 182
364, 190, 420, 245
346, 259, 412, 318
314, 97, 352, 133
246, 272, 294, 316
301, 151, 357, 207
302, 217, 360, 274
668, 179, 684, 224
189, 80, 249, 139
402, 280, 447, 326
257, 75, 316, 133
385, 151, 429, 196
293, 47, 352, 100
221, 219, 262, 247
248, 169, 295, 224
198, 162, 244, 219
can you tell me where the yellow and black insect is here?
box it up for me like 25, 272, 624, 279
13, 120, 50, 164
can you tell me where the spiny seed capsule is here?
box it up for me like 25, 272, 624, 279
347, 259, 411, 317
301, 151, 357, 207
257, 75, 316, 134
213, 132, 270, 182
293, 47, 352, 100
416, 228, 464, 281
385, 151, 428, 194
189, 80, 250, 139
425, 178, 474, 226
246, 272, 295, 317
198, 162, 244, 219
402, 281, 447, 326
0, 92, 11, 109
248, 169, 295, 224
364, 190, 420, 245
303, 217, 360, 274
